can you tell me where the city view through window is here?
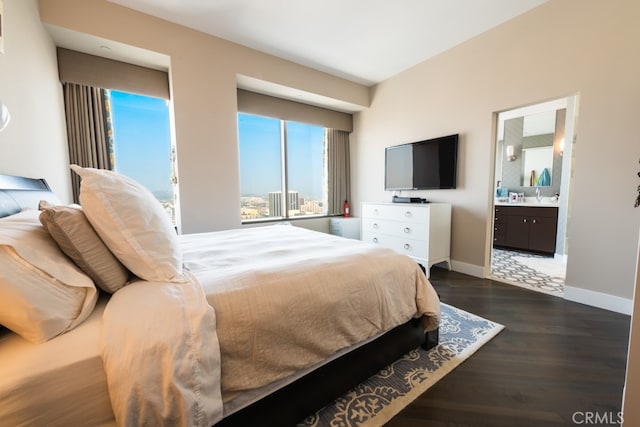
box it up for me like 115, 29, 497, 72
238, 113, 327, 221
109, 90, 176, 223
108, 100, 327, 225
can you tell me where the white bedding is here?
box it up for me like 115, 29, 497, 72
2, 224, 440, 426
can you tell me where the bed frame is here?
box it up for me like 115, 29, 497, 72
0, 173, 439, 427
0, 174, 60, 217
220, 320, 438, 426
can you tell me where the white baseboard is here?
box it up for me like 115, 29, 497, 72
564, 286, 633, 315
449, 260, 484, 279
554, 253, 568, 263
441, 260, 632, 315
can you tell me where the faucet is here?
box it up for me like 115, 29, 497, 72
535, 187, 543, 202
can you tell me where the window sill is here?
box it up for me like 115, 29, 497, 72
241, 214, 344, 225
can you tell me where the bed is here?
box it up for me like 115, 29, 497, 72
0, 171, 440, 426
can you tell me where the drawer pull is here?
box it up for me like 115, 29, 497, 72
372, 237, 378, 243
373, 223, 379, 229
532, 219, 537, 224
523, 218, 527, 223
404, 227, 411, 234
404, 211, 412, 218
404, 243, 411, 250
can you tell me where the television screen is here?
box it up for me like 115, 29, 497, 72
385, 134, 458, 190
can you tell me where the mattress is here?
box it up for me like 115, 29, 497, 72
0, 294, 115, 426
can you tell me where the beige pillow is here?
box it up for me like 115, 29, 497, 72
70, 165, 184, 283
0, 210, 97, 343
39, 202, 130, 293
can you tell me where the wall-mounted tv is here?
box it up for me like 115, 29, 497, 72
385, 134, 459, 191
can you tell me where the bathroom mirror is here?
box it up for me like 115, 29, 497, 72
522, 146, 553, 186
520, 111, 555, 187
497, 107, 564, 190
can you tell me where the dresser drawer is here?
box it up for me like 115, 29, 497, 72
362, 217, 429, 238
362, 232, 428, 259
362, 203, 429, 224
360, 202, 451, 278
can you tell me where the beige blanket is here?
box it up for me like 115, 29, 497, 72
180, 224, 440, 403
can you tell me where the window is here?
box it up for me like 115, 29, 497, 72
107, 90, 176, 223
238, 113, 327, 221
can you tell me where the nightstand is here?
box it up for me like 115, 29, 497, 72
329, 217, 361, 240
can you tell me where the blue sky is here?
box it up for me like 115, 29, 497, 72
109, 99, 324, 201
109, 90, 172, 196
238, 113, 325, 200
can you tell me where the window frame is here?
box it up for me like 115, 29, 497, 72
238, 113, 330, 224
106, 89, 178, 225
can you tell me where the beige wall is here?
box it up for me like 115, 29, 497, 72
38, 0, 369, 234
352, 0, 640, 305
0, 0, 71, 202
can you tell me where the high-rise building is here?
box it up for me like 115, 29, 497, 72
268, 191, 282, 217
288, 191, 299, 212
268, 191, 299, 217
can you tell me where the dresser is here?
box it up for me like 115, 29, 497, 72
361, 202, 452, 278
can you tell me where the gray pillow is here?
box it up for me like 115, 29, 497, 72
39, 201, 130, 293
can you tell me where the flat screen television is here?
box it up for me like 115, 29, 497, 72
385, 134, 458, 190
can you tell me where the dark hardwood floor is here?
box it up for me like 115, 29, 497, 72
387, 268, 631, 427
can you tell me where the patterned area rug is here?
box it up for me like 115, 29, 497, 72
491, 248, 565, 295
298, 303, 504, 426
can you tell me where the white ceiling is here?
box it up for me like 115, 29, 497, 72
48, 1, 547, 112
105, 0, 548, 86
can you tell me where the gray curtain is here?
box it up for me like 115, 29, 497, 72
326, 129, 351, 215
62, 82, 112, 202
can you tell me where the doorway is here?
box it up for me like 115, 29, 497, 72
489, 96, 579, 296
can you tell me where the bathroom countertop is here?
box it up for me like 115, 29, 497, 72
495, 198, 559, 207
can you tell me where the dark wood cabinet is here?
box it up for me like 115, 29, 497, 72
493, 205, 558, 255
505, 214, 530, 249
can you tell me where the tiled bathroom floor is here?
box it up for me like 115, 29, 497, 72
491, 248, 565, 296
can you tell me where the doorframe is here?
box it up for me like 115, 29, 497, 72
483, 95, 579, 286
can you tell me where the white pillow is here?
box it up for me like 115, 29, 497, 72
70, 165, 184, 283
0, 210, 98, 343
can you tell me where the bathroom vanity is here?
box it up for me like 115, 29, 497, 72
493, 202, 558, 255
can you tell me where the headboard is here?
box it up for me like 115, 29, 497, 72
0, 174, 60, 218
